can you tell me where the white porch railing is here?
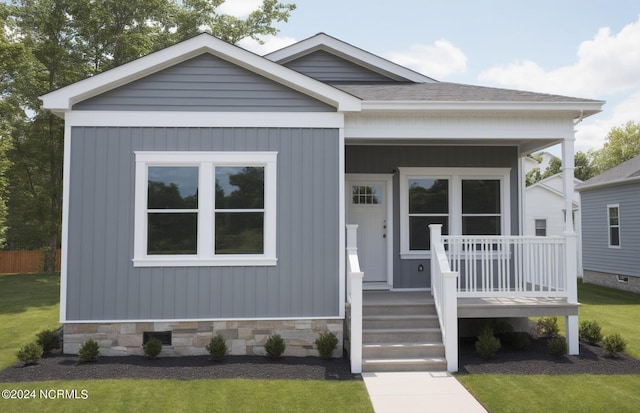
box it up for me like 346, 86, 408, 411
346, 225, 363, 374
443, 235, 568, 298
429, 225, 459, 372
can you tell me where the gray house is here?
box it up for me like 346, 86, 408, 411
578, 154, 640, 293
41, 33, 603, 372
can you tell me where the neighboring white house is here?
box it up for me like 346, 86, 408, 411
524, 172, 583, 276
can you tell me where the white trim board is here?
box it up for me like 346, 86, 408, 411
65, 111, 346, 128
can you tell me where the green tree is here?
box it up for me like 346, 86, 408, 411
592, 121, 640, 174
1, 0, 295, 269
574, 150, 598, 181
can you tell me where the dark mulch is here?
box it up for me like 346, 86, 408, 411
3, 339, 640, 382
0, 351, 360, 383
458, 337, 640, 375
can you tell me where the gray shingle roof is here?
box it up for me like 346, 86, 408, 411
577, 153, 640, 191
333, 82, 601, 103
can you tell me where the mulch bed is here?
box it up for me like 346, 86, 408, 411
3, 339, 640, 382
458, 337, 640, 375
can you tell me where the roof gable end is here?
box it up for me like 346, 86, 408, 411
41, 33, 361, 116
265, 33, 435, 83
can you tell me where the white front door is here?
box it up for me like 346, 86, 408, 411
346, 175, 391, 287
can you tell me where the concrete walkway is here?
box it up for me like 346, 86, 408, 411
362, 371, 487, 413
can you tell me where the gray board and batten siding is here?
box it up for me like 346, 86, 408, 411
281, 49, 398, 83
346, 145, 520, 289
66, 127, 340, 321
73, 53, 335, 112
581, 182, 640, 277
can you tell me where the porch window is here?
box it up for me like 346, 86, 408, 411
400, 167, 510, 257
608, 204, 620, 247
408, 179, 449, 250
535, 219, 547, 237
133, 151, 278, 267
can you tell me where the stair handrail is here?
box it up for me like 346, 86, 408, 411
346, 224, 363, 374
430, 224, 459, 372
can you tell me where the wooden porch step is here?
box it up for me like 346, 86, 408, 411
362, 342, 445, 358
363, 314, 440, 329
363, 327, 442, 343
363, 303, 438, 317
362, 357, 447, 372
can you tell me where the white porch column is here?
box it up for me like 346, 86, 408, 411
562, 136, 579, 355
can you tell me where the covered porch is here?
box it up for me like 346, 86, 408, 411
345, 217, 580, 373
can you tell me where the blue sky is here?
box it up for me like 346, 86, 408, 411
223, 0, 640, 155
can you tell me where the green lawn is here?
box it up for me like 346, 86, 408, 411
459, 280, 640, 412
0, 273, 61, 369
0, 272, 374, 413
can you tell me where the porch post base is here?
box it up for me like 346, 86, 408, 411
566, 315, 579, 355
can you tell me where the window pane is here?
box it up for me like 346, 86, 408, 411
462, 216, 501, 235
409, 216, 448, 250
409, 179, 448, 213
609, 207, 619, 225
610, 228, 620, 246
352, 185, 382, 205
535, 219, 547, 237
216, 167, 264, 209
215, 212, 264, 254
462, 180, 500, 213
148, 167, 198, 209
147, 213, 197, 254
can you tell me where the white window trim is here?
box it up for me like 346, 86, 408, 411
607, 204, 621, 249
399, 167, 511, 259
534, 218, 548, 237
133, 151, 278, 267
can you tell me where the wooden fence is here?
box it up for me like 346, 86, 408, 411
0, 249, 62, 274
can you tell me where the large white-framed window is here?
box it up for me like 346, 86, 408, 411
607, 204, 620, 248
133, 151, 278, 267
399, 167, 510, 258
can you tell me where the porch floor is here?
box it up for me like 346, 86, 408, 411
363, 291, 578, 318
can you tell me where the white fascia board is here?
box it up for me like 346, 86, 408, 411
265, 33, 435, 83
361, 100, 605, 117
41, 33, 361, 113
65, 111, 345, 128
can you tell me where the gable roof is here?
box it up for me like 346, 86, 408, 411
577, 153, 640, 191
40, 33, 362, 116
527, 173, 581, 205
265, 33, 435, 83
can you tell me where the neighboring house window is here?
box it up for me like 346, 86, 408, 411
535, 219, 547, 237
608, 204, 620, 248
399, 168, 510, 256
134, 151, 278, 267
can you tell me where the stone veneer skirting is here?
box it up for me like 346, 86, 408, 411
63, 319, 344, 358
584, 270, 640, 294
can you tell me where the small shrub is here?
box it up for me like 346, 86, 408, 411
206, 334, 228, 362
548, 336, 567, 357
509, 332, 531, 351
315, 331, 339, 359
36, 328, 61, 356
78, 339, 100, 362
535, 317, 559, 338
16, 342, 43, 365
475, 327, 501, 359
264, 334, 286, 359
143, 337, 163, 359
602, 333, 627, 357
579, 320, 603, 345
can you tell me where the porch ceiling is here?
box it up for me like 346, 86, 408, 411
345, 137, 561, 156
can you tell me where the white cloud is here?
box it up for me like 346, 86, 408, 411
387, 40, 467, 79
479, 16, 640, 99
217, 0, 264, 17
575, 89, 640, 153
238, 35, 297, 55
